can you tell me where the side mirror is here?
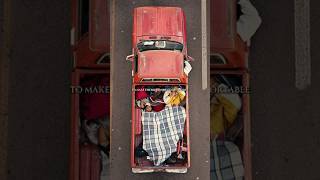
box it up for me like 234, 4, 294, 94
126, 54, 134, 62
186, 55, 195, 61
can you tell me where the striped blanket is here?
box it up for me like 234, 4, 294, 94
211, 139, 244, 180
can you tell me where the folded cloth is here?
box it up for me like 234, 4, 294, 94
237, 0, 262, 43
211, 84, 242, 135
184, 61, 192, 75
163, 88, 186, 106
211, 139, 244, 180
142, 106, 186, 166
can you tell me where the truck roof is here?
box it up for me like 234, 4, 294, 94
137, 50, 184, 79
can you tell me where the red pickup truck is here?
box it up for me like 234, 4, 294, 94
126, 7, 193, 173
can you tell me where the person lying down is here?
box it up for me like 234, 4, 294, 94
141, 105, 187, 166
136, 86, 186, 112
135, 86, 188, 165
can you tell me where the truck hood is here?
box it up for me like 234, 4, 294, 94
137, 50, 184, 79
135, 7, 184, 37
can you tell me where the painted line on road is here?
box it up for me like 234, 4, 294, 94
295, 0, 311, 90
201, 0, 208, 90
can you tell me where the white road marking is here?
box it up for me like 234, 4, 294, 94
295, 0, 311, 90
201, 0, 208, 90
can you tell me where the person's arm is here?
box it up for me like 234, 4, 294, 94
236, 0, 262, 43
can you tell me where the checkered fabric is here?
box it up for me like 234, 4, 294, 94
142, 106, 186, 166
211, 139, 244, 180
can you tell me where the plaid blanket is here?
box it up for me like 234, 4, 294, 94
211, 139, 244, 180
142, 106, 186, 166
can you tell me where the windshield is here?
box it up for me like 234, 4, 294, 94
137, 40, 183, 52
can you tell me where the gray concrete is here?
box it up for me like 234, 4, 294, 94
0, 0, 9, 179
294, 0, 311, 90
110, 0, 210, 179
6, 0, 71, 180
250, 0, 320, 179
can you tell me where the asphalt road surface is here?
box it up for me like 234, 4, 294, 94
250, 0, 320, 179
5, 0, 71, 180
2, 0, 320, 180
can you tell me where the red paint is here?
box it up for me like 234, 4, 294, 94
210, 0, 252, 179
211, 0, 248, 69
71, 0, 110, 69
79, 145, 101, 180
211, 0, 237, 50
137, 50, 184, 79
89, 0, 110, 52
70, 0, 110, 179
133, 7, 185, 45
131, 7, 189, 84
70, 70, 109, 180
129, 7, 191, 172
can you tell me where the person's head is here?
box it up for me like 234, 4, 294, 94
170, 91, 177, 97
170, 86, 179, 96
145, 105, 152, 112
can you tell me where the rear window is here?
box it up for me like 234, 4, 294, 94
137, 40, 183, 52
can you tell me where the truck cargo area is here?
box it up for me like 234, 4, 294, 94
132, 84, 189, 172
